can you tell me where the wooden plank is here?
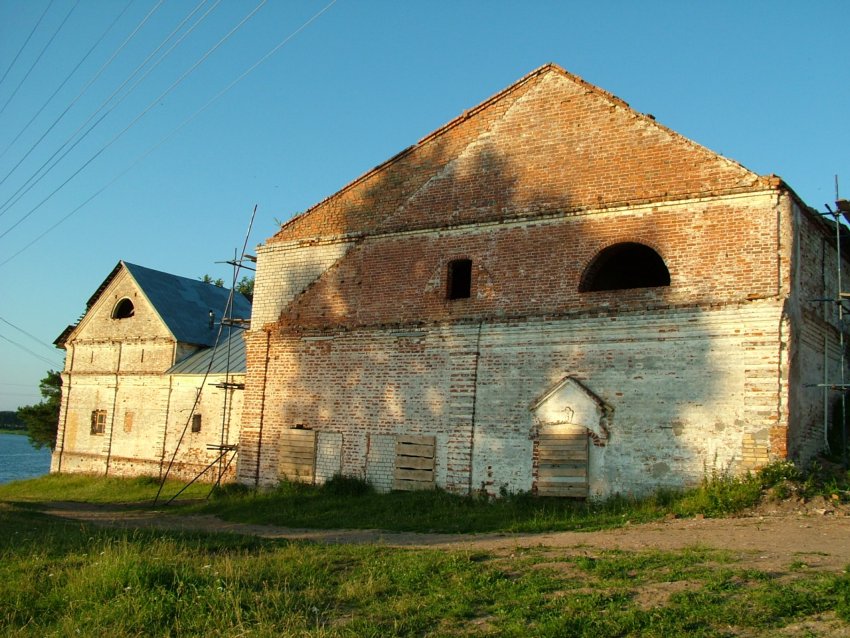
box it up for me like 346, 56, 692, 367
281, 430, 316, 441
396, 435, 436, 446
538, 442, 586, 450
537, 445, 587, 458
538, 432, 586, 441
279, 461, 313, 473
395, 455, 435, 470
281, 447, 315, 455
280, 441, 316, 450
393, 479, 436, 491
538, 484, 587, 498
395, 442, 435, 458
538, 466, 587, 478
280, 439, 316, 450
538, 449, 587, 462
394, 467, 434, 482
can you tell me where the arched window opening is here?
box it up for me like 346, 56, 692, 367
112, 298, 135, 319
580, 243, 670, 292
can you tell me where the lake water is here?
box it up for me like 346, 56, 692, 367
0, 432, 52, 484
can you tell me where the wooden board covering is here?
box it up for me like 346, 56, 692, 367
279, 429, 316, 483
537, 427, 588, 498
394, 435, 436, 491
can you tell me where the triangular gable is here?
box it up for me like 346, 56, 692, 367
58, 262, 252, 348
270, 63, 770, 244
530, 376, 610, 444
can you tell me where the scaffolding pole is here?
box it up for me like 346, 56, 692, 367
815, 198, 850, 468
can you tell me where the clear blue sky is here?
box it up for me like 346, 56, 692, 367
0, 0, 847, 411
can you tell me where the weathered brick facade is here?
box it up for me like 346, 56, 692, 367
52, 263, 247, 482
234, 64, 848, 498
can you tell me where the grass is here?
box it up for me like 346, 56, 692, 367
0, 427, 26, 435
198, 463, 847, 534
2, 461, 847, 533
0, 473, 212, 504
1, 503, 848, 637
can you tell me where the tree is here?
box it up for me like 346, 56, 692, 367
17, 371, 61, 450
0, 411, 24, 430
235, 275, 254, 301
201, 274, 254, 301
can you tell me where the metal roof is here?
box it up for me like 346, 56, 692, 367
167, 330, 246, 375
123, 261, 252, 347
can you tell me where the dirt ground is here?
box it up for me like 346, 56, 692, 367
39, 499, 850, 574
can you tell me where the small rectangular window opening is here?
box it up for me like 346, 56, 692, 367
447, 259, 472, 300
90, 410, 106, 435
191, 414, 202, 433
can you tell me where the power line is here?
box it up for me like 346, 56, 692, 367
0, 0, 168, 200
0, 0, 337, 267
0, 0, 81, 117
0, 0, 133, 163
0, 332, 62, 368
0, 0, 55, 91
0, 0, 219, 219
0, 0, 267, 242
0, 315, 58, 353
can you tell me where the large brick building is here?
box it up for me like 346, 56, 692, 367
236, 64, 847, 497
52, 262, 251, 481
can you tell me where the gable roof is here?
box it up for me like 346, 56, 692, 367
58, 261, 252, 348
167, 330, 246, 374
122, 262, 251, 347
270, 63, 774, 244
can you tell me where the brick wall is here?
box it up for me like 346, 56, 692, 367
52, 267, 244, 482
280, 192, 783, 331
238, 301, 787, 497
786, 199, 850, 464
234, 65, 835, 497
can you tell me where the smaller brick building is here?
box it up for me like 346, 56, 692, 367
52, 261, 251, 481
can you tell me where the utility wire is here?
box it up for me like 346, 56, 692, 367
0, 0, 218, 217
0, 0, 133, 163
0, 0, 252, 238
0, 0, 167, 198
0, 0, 336, 267
0, 0, 55, 91
0, 316, 57, 353
0, 0, 81, 117
0, 332, 62, 368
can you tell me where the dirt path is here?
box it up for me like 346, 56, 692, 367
39, 501, 850, 573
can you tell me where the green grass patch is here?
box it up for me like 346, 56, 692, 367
3, 461, 848, 535
199, 469, 771, 534
1, 503, 848, 637
0, 473, 211, 504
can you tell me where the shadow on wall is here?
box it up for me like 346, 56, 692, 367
252, 130, 757, 498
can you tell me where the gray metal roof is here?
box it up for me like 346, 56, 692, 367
167, 330, 246, 374
123, 261, 251, 347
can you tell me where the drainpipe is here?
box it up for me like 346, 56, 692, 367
467, 321, 484, 495
104, 342, 122, 476
254, 330, 271, 487
159, 375, 174, 479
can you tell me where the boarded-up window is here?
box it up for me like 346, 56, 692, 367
537, 427, 588, 498
90, 410, 106, 435
191, 414, 202, 433
394, 435, 436, 491
123, 412, 133, 433
279, 429, 316, 483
